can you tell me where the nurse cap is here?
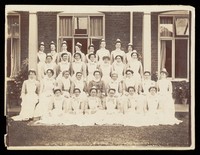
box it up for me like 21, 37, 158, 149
115, 38, 121, 44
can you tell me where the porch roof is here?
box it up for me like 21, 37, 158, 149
6, 5, 194, 14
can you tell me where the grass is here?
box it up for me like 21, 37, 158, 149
6, 112, 190, 147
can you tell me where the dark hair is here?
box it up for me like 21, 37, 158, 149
88, 44, 94, 49
28, 70, 36, 75
76, 72, 82, 76
102, 56, 110, 60
74, 52, 82, 58
149, 86, 157, 92
62, 70, 70, 76
46, 55, 53, 59
88, 53, 96, 59
90, 88, 97, 93
115, 55, 123, 60
93, 70, 101, 76
74, 88, 81, 93
127, 86, 135, 92
131, 52, 139, 57
125, 69, 134, 75
54, 88, 61, 94
61, 53, 68, 57
46, 69, 54, 75
108, 88, 116, 93
144, 71, 151, 75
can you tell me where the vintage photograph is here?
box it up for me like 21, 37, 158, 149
4, 5, 195, 150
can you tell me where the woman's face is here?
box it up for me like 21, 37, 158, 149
55, 91, 61, 97
160, 72, 167, 79
75, 45, 80, 51
62, 44, 67, 51
63, 72, 69, 79
89, 47, 94, 53
128, 46, 132, 52
46, 57, 52, 63
132, 53, 138, 59
89, 55, 95, 62
108, 90, 115, 97
129, 88, 135, 95
150, 88, 157, 95
62, 55, 68, 61
76, 73, 82, 80
100, 42, 106, 48
74, 90, 80, 97
111, 74, 118, 81
47, 71, 53, 78
94, 72, 101, 79
29, 72, 36, 79
74, 54, 81, 61
103, 58, 109, 63
126, 72, 133, 78
50, 44, 56, 51
115, 56, 122, 63
144, 73, 151, 80
115, 43, 121, 49
90, 89, 97, 97
40, 45, 45, 52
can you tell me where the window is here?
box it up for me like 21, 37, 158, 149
58, 14, 104, 55
6, 14, 20, 78
159, 12, 189, 79
75, 17, 88, 35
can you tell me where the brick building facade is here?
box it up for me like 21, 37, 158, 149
6, 6, 193, 81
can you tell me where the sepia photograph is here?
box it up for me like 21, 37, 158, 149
4, 5, 195, 150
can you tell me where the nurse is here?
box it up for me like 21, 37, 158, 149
86, 43, 96, 63
12, 70, 40, 121
56, 53, 71, 80
110, 39, 126, 64
58, 41, 72, 63
96, 39, 110, 64
48, 41, 59, 63
37, 42, 46, 81
73, 42, 86, 62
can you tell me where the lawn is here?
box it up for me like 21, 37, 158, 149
6, 112, 190, 148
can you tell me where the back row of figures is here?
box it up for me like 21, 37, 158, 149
37, 38, 143, 83
11, 67, 181, 126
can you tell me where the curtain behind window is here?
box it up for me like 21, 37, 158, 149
160, 40, 166, 70
10, 39, 20, 77
59, 17, 72, 36
90, 16, 103, 36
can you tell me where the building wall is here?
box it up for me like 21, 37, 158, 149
132, 12, 143, 57
151, 12, 159, 75
19, 11, 29, 63
104, 12, 130, 52
37, 12, 59, 53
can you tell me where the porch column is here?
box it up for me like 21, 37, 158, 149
28, 11, 38, 71
142, 11, 151, 72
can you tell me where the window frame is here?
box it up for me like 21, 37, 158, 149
6, 12, 21, 79
57, 13, 105, 55
158, 13, 189, 81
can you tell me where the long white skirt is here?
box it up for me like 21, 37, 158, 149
12, 93, 38, 121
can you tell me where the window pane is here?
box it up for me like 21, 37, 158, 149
75, 17, 88, 34
175, 18, 189, 36
175, 39, 188, 78
59, 16, 72, 36
90, 16, 103, 36
160, 17, 173, 37
7, 15, 19, 37
7, 38, 11, 77
160, 40, 172, 77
